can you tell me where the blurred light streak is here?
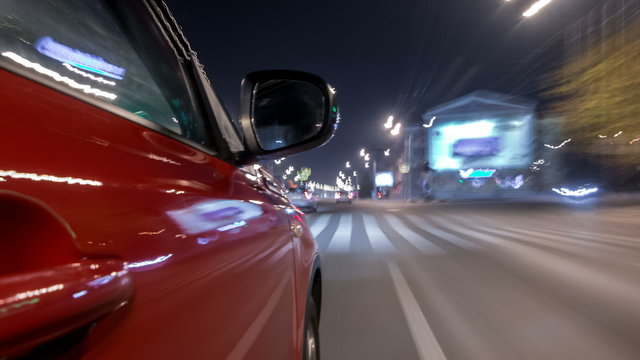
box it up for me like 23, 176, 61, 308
126, 254, 173, 269
72, 290, 88, 299
147, 154, 180, 165
423, 116, 436, 128
613, 131, 623, 137
523, 0, 552, 17
138, 229, 166, 235
630, 138, 639, 144
62, 63, 116, 85
1, 52, 117, 100
598, 135, 607, 138
35, 36, 126, 80
552, 187, 599, 197
544, 139, 571, 149
0, 169, 102, 186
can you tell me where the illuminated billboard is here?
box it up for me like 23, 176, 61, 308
375, 172, 394, 187
429, 117, 533, 170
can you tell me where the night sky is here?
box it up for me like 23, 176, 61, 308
165, 0, 601, 184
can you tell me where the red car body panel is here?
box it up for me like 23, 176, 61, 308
0, 69, 318, 358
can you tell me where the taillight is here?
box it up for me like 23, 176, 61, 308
335, 192, 341, 199
348, 193, 353, 199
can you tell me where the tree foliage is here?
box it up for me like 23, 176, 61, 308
549, 19, 640, 160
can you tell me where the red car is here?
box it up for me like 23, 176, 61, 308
0, 1, 336, 359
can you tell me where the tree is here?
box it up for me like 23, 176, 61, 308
548, 19, 640, 189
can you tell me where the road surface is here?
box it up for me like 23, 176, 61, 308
306, 199, 640, 360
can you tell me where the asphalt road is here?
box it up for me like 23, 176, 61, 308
305, 199, 640, 360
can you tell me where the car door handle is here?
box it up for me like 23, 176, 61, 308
0, 259, 133, 356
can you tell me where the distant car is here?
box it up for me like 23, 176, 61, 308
0, 0, 337, 358
287, 187, 319, 212
335, 190, 353, 204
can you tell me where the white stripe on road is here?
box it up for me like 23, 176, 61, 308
309, 214, 331, 238
326, 214, 352, 253
387, 260, 447, 360
430, 216, 504, 246
407, 215, 481, 251
363, 214, 397, 254
461, 213, 640, 250
384, 214, 445, 255
438, 215, 640, 270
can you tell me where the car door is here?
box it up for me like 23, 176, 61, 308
0, 0, 299, 358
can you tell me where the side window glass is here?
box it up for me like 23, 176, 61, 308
0, 0, 211, 146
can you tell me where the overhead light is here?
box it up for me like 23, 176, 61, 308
384, 116, 394, 129
523, 0, 552, 17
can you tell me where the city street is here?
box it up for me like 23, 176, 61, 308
307, 200, 640, 360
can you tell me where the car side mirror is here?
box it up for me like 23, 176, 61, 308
238, 70, 338, 161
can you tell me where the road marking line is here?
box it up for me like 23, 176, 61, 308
460, 213, 640, 249
407, 215, 481, 251
309, 214, 331, 237
363, 214, 397, 254
384, 214, 445, 255
327, 214, 352, 253
387, 260, 447, 360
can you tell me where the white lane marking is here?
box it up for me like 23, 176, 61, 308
310, 214, 331, 237
462, 213, 640, 250
387, 260, 447, 360
384, 214, 445, 255
363, 214, 397, 254
428, 218, 640, 316
485, 222, 624, 253
225, 275, 289, 360
439, 215, 640, 270
430, 216, 504, 246
327, 214, 352, 253
406, 215, 481, 251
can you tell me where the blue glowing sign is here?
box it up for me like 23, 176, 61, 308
459, 169, 496, 179
35, 37, 126, 80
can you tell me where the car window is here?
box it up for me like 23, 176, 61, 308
0, 0, 211, 146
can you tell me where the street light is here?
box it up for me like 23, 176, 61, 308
390, 122, 402, 136
359, 148, 366, 157
523, 0, 552, 17
346, 161, 351, 168
384, 116, 394, 129
384, 149, 390, 156
364, 153, 370, 161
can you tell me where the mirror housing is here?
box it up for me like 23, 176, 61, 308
238, 70, 338, 163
